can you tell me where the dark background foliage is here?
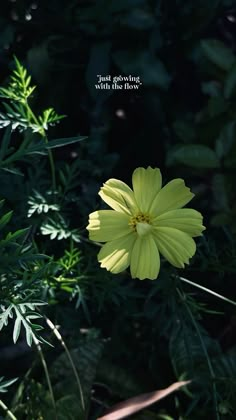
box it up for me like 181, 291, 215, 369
1, 0, 236, 419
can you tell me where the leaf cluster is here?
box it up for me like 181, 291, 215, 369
0, 57, 64, 136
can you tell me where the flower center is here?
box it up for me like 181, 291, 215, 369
129, 213, 152, 237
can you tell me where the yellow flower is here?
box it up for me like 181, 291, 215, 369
87, 167, 205, 280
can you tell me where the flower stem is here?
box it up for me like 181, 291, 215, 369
179, 276, 236, 307
0, 399, 18, 420
44, 316, 85, 411
34, 337, 58, 420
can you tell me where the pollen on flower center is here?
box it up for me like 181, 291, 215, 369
129, 213, 152, 237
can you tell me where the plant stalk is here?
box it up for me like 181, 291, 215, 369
45, 316, 85, 411
0, 399, 18, 420
34, 337, 58, 420
179, 276, 236, 307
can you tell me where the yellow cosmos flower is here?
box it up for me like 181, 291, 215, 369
87, 167, 205, 280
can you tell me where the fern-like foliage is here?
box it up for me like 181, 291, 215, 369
40, 215, 80, 242
0, 57, 65, 136
0, 200, 47, 272
0, 302, 47, 346
0, 57, 36, 102
0, 200, 51, 346
38, 108, 65, 131
28, 190, 60, 218
0, 376, 18, 393
0, 199, 29, 270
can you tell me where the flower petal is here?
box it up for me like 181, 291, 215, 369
99, 179, 138, 215
132, 167, 162, 213
87, 210, 131, 242
154, 209, 205, 237
98, 233, 136, 274
150, 179, 194, 216
130, 235, 160, 280
153, 227, 196, 268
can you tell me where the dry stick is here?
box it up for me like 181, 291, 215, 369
33, 337, 58, 420
44, 316, 85, 411
0, 399, 18, 420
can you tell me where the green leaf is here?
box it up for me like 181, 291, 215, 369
1, 167, 24, 176
0, 377, 18, 393
8, 303, 48, 347
224, 62, 236, 99
201, 39, 236, 71
0, 305, 14, 330
26, 327, 33, 346
113, 50, 170, 89
167, 144, 220, 168
26, 136, 87, 155
38, 108, 66, 129
0, 210, 13, 230
46, 136, 87, 149
13, 316, 22, 343
4, 227, 29, 242
40, 216, 80, 242
28, 190, 60, 217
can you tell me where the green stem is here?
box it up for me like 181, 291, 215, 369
177, 288, 220, 420
45, 316, 85, 411
24, 101, 40, 127
179, 276, 236, 307
0, 399, 18, 420
44, 135, 56, 193
34, 337, 58, 420
24, 102, 56, 192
